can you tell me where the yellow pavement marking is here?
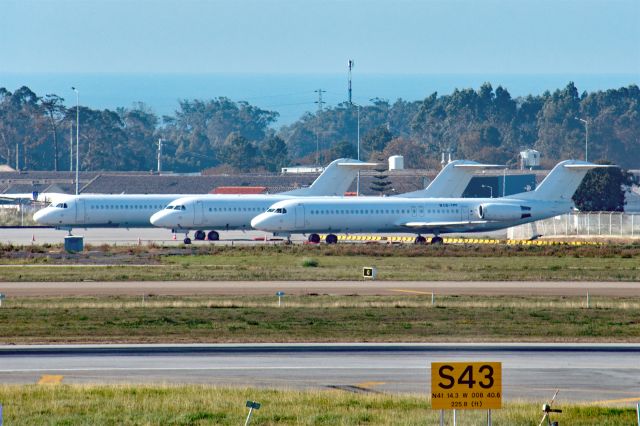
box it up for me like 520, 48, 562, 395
390, 289, 434, 296
38, 375, 63, 384
356, 381, 386, 389
589, 396, 640, 405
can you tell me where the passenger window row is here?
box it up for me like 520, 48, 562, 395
90, 204, 164, 210
208, 207, 267, 212
309, 208, 460, 215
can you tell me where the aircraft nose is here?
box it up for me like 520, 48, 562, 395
32, 209, 49, 224
250, 213, 268, 230
150, 211, 171, 227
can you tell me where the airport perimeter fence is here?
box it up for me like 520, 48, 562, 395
508, 212, 640, 239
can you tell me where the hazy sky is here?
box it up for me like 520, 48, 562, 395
1, 0, 639, 75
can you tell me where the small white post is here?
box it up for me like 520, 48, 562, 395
278, 295, 281, 307
453, 409, 457, 426
431, 292, 435, 306
487, 409, 492, 426
636, 402, 639, 426
245, 407, 254, 426
440, 409, 444, 426
587, 290, 590, 309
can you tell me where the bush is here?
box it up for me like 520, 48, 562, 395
301, 257, 319, 267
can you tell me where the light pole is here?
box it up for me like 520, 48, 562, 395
481, 184, 493, 198
72, 87, 79, 195
575, 117, 588, 162
355, 104, 361, 195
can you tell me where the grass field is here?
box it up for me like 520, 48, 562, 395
0, 384, 635, 425
1, 295, 639, 344
1, 243, 639, 281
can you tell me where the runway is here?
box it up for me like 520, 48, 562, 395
0, 343, 638, 404
2, 280, 640, 297
0, 227, 508, 246
0, 227, 298, 245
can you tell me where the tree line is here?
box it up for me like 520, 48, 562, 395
0, 82, 638, 174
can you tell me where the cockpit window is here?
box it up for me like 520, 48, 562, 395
54, 203, 68, 208
165, 205, 173, 210
267, 208, 275, 213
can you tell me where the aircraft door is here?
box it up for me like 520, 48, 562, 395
294, 205, 305, 228
194, 200, 204, 226
75, 199, 86, 224
411, 206, 417, 217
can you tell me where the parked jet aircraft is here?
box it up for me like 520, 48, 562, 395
251, 160, 610, 244
149, 160, 503, 242
33, 158, 369, 242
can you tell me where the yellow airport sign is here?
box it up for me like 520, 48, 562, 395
431, 362, 502, 410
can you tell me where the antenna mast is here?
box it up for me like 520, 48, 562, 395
348, 60, 354, 104
314, 89, 326, 167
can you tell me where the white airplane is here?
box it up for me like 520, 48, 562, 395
33, 158, 371, 242
149, 160, 504, 243
250, 160, 611, 244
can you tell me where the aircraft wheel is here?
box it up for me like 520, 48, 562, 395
194, 230, 206, 240
414, 236, 426, 245
183, 237, 192, 245
207, 230, 220, 241
431, 236, 444, 245
308, 233, 321, 244
326, 234, 338, 244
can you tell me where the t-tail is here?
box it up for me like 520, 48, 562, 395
509, 160, 615, 201
399, 160, 505, 198
281, 158, 377, 197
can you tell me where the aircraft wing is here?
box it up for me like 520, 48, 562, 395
400, 220, 489, 230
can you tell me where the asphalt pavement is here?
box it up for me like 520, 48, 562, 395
0, 343, 638, 405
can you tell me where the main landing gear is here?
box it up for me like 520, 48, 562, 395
182, 230, 221, 244
431, 236, 444, 245
325, 234, 338, 244
306, 233, 338, 244
414, 235, 444, 245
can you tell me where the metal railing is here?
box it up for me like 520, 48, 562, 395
508, 212, 640, 239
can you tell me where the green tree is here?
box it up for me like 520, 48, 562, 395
362, 125, 393, 153
39, 94, 67, 171
259, 135, 288, 172
221, 132, 258, 171
329, 140, 357, 160
573, 165, 636, 211
369, 155, 392, 196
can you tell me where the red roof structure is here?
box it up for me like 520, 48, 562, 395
210, 186, 268, 194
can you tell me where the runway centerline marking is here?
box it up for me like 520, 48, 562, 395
37, 375, 63, 384
356, 381, 386, 389
590, 396, 640, 405
390, 289, 434, 295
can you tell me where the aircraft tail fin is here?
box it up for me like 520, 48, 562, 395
399, 160, 505, 198
281, 158, 378, 196
509, 160, 615, 201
